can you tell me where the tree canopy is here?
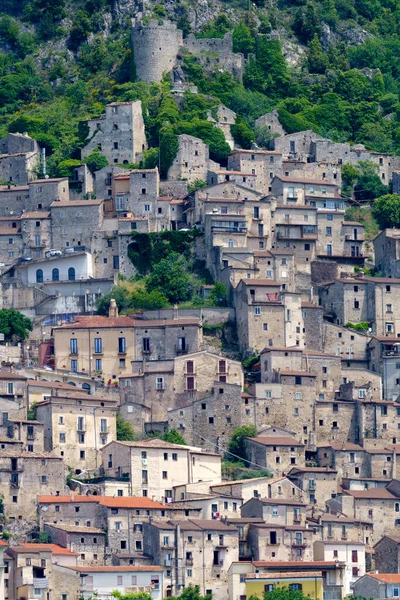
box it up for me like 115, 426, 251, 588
0, 309, 32, 342
373, 194, 400, 228
228, 425, 258, 463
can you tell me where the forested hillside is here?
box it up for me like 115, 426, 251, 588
2, 0, 400, 177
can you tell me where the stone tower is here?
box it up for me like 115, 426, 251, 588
132, 19, 183, 84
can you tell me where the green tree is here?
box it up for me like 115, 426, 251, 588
95, 286, 131, 316
116, 414, 135, 441
0, 309, 32, 342
230, 118, 255, 149
228, 425, 258, 463
57, 159, 82, 179
130, 288, 169, 310
83, 149, 108, 173
161, 429, 186, 445
307, 34, 329, 74
232, 22, 255, 57
208, 282, 227, 306
145, 253, 195, 304
250, 584, 314, 600
372, 193, 400, 228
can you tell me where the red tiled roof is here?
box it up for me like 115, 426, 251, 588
366, 574, 400, 583
17, 543, 78, 555
37, 495, 165, 509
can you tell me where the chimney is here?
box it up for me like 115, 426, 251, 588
173, 304, 179, 320
109, 298, 118, 318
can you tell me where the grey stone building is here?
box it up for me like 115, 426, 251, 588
82, 102, 147, 165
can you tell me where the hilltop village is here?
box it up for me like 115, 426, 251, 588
1, 15, 400, 600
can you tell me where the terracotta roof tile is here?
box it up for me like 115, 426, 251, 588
17, 543, 78, 555
366, 574, 400, 583
70, 565, 163, 572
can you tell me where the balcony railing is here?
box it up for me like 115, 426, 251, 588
175, 345, 189, 354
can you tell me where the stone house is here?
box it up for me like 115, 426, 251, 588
314, 399, 358, 445
5, 418, 45, 452
207, 169, 259, 192
0, 227, 23, 264
0, 371, 28, 422
168, 135, 216, 184
0, 451, 64, 521
374, 228, 400, 278
72, 564, 164, 600
207, 105, 237, 150
36, 391, 117, 472
168, 382, 244, 453
27, 178, 69, 212
50, 199, 104, 251
271, 205, 317, 273
123, 352, 243, 426
317, 443, 367, 477
332, 485, 400, 541
132, 317, 202, 361
228, 149, 283, 194
314, 540, 366, 595
260, 347, 342, 401
94, 164, 128, 200
241, 496, 308, 526
143, 519, 239, 600
101, 438, 222, 503
245, 433, 306, 475
352, 573, 400, 600
210, 475, 301, 503
271, 130, 324, 161
101, 496, 201, 555
287, 466, 338, 507
255, 109, 286, 137
234, 279, 306, 355
81, 101, 147, 165
374, 535, 400, 574
270, 174, 339, 207
247, 522, 313, 562
367, 336, 400, 400
308, 514, 373, 546
5, 543, 79, 600
319, 276, 400, 336
44, 524, 106, 565
0, 184, 29, 218
322, 322, 369, 368
21, 211, 51, 260
0, 132, 40, 185
251, 378, 317, 448
316, 212, 364, 260
170, 494, 242, 520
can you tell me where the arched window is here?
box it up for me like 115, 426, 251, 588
68, 267, 75, 281
228, 239, 234, 248
52, 268, 59, 282
36, 269, 43, 283
82, 383, 91, 394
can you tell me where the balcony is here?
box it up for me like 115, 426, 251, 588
186, 559, 194, 566
77, 426, 86, 433
100, 426, 110, 435
345, 233, 365, 242
175, 345, 189, 355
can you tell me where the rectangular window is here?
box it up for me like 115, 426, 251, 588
7, 382, 13, 395
326, 227, 332, 235
143, 337, 150, 353
254, 306, 261, 315
94, 338, 102, 354
71, 360, 77, 372
113, 255, 120, 269
70, 338, 78, 354
95, 359, 102, 372
116, 196, 124, 211
118, 337, 126, 353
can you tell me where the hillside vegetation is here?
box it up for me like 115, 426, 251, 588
2, 0, 400, 175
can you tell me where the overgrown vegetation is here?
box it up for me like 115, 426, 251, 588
0, 309, 32, 342
116, 414, 135, 441
95, 230, 227, 313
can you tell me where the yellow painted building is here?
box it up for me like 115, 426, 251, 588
245, 571, 323, 600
